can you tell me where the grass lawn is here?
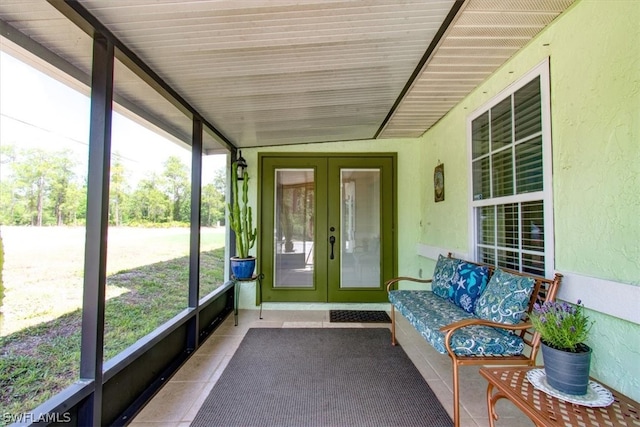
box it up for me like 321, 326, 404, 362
0, 226, 227, 420
0, 226, 225, 335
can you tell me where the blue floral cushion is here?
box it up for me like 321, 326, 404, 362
474, 268, 535, 324
431, 255, 460, 299
449, 262, 490, 313
389, 290, 525, 355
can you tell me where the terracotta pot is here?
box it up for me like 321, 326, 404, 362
541, 342, 592, 395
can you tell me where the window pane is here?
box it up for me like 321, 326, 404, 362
104, 56, 194, 363
497, 203, 519, 249
200, 155, 228, 301
0, 47, 90, 415
274, 169, 315, 288
491, 98, 512, 150
472, 112, 490, 158
341, 169, 381, 288
516, 136, 543, 194
497, 249, 519, 271
522, 201, 544, 252
472, 157, 490, 200
523, 252, 545, 276
492, 148, 514, 197
470, 72, 548, 277
514, 77, 541, 141
477, 206, 495, 245
478, 246, 495, 265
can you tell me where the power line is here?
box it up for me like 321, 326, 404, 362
0, 112, 138, 164
1, 112, 88, 147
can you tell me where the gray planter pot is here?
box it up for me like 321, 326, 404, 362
541, 342, 592, 395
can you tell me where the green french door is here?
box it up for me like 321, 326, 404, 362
259, 154, 396, 303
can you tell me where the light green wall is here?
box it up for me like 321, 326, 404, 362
551, 1, 640, 284
237, 138, 426, 306
239, 0, 640, 400
418, 0, 640, 400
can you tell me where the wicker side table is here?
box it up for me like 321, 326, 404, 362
479, 367, 640, 427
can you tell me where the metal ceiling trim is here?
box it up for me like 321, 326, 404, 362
374, 0, 467, 139
48, 0, 236, 152
0, 18, 91, 90
1, 18, 194, 152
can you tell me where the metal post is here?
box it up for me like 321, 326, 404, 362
78, 32, 113, 426
187, 117, 203, 349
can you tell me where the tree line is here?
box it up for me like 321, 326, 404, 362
0, 145, 226, 227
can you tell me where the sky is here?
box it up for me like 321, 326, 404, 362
0, 50, 226, 186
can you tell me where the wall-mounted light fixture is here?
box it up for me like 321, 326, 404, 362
236, 150, 247, 180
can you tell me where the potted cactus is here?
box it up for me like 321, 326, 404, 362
227, 159, 257, 279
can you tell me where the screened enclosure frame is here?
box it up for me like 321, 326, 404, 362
2, 2, 244, 425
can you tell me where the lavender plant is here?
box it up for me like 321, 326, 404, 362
530, 300, 593, 352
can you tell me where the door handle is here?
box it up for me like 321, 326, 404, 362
329, 235, 336, 260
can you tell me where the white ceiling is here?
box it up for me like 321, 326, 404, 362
0, 0, 574, 152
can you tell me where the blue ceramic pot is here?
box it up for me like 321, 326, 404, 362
541, 342, 592, 395
230, 257, 256, 280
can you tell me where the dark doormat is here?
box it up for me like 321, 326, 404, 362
191, 328, 452, 427
329, 309, 391, 323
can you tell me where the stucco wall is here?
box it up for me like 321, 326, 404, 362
238, 0, 639, 400
551, 2, 640, 284
418, 0, 640, 400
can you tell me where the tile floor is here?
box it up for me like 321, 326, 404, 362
129, 309, 534, 427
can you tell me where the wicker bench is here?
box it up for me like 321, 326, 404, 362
386, 254, 562, 427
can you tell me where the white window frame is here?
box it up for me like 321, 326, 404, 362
467, 59, 555, 276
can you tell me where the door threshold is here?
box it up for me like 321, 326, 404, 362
261, 302, 389, 311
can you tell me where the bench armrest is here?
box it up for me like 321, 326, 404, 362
439, 319, 535, 358
385, 276, 433, 292
440, 318, 532, 333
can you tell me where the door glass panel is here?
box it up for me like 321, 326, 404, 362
274, 169, 315, 288
340, 169, 380, 288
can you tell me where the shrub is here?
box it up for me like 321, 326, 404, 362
530, 300, 593, 352
0, 230, 4, 312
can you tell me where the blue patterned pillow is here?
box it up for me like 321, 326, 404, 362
474, 268, 535, 324
431, 255, 460, 299
449, 262, 490, 313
